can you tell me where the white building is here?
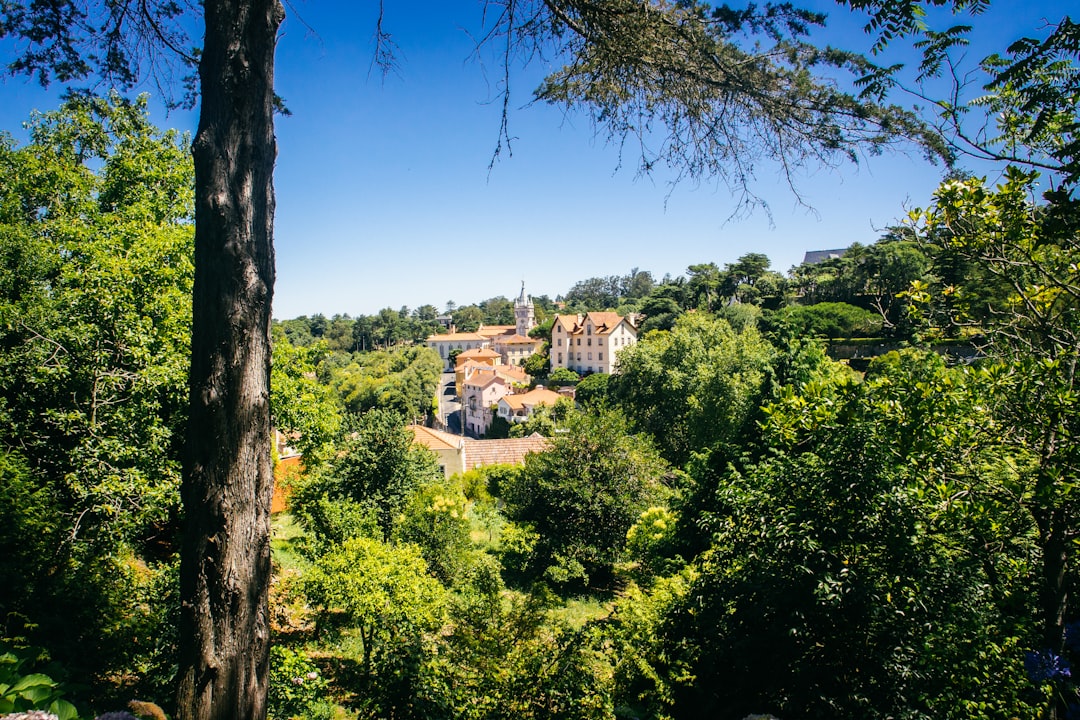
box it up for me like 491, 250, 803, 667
549, 311, 638, 375
426, 331, 490, 371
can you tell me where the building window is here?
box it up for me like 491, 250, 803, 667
587, 338, 592, 346
587, 326, 592, 335
558, 353, 563, 363
599, 352, 603, 360
587, 352, 592, 360
577, 338, 581, 345
577, 353, 582, 361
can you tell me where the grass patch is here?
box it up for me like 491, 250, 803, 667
271, 512, 309, 575
554, 595, 613, 629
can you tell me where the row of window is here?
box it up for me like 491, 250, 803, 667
556, 352, 603, 363
552, 335, 633, 348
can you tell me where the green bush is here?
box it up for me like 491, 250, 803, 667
0, 644, 79, 720
268, 646, 329, 720
772, 301, 882, 338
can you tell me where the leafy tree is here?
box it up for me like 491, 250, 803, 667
547, 367, 580, 386
522, 348, 550, 378
484, 415, 512, 440
644, 350, 1040, 719
277, 317, 315, 346
574, 372, 610, 409
770, 300, 883, 338
721, 253, 787, 306
293, 409, 442, 539
506, 397, 573, 438
0, 0, 968, 715
563, 275, 624, 310
685, 262, 722, 310
525, 0, 943, 214
300, 536, 447, 705
0, 94, 193, 547
637, 283, 687, 333
610, 312, 776, 464
0, 97, 192, 701
501, 408, 668, 589
623, 506, 683, 582
789, 249, 863, 305
856, 234, 930, 331
452, 305, 485, 332
394, 477, 475, 585
267, 646, 328, 720
479, 296, 515, 325
428, 562, 614, 719
331, 345, 442, 421
907, 171, 1080, 717
270, 332, 343, 465
715, 301, 763, 331
322, 313, 355, 351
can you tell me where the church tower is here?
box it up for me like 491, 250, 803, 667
514, 281, 535, 337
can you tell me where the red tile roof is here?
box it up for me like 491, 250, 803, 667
463, 434, 550, 469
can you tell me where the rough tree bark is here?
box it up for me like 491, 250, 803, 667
176, 0, 284, 717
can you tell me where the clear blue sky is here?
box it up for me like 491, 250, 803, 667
0, 0, 1064, 318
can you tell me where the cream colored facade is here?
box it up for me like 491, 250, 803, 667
426, 332, 490, 371
549, 312, 638, 375
408, 425, 466, 477
492, 333, 543, 367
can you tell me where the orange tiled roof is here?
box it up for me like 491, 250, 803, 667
495, 365, 530, 382
500, 387, 563, 411
409, 425, 465, 452
553, 311, 635, 336
475, 325, 516, 339
463, 434, 550, 469
427, 332, 487, 343
459, 347, 502, 359
463, 370, 506, 390
583, 311, 625, 335
494, 333, 539, 345
552, 314, 578, 333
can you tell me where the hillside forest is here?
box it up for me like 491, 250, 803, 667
0, 88, 1077, 720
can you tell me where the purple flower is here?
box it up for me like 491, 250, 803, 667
1025, 649, 1072, 682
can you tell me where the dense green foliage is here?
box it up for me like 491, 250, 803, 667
5, 3, 1079, 716
611, 313, 776, 464
0, 94, 191, 709
770, 300, 883, 338
331, 345, 442, 420
646, 351, 1040, 718
292, 408, 442, 540
501, 409, 669, 589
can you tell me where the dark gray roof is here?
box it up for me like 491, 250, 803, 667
802, 249, 848, 265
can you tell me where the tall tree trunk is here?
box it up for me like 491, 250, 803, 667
177, 0, 283, 717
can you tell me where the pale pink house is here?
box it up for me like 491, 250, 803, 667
463, 370, 511, 437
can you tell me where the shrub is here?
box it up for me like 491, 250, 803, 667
268, 646, 328, 720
